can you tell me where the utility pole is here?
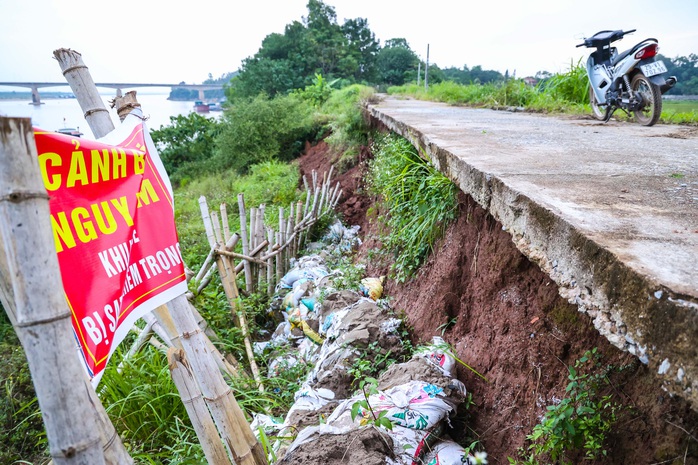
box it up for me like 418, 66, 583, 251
425, 44, 430, 91
417, 61, 421, 86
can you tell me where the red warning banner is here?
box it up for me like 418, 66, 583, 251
33, 113, 187, 383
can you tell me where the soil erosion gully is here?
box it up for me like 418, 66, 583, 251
367, 96, 698, 409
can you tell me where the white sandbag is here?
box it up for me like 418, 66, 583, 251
423, 440, 488, 465
415, 336, 457, 377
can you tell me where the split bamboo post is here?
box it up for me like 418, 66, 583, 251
53, 49, 114, 138
168, 348, 233, 465
167, 295, 266, 465
256, 205, 265, 289
199, 198, 263, 392
275, 231, 282, 283
278, 207, 286, 276
111, 91, 141, 123
220, 203, 231, 243
0, 117, 108, 465
294, 200, 303, 254
237, 194, 254, 294
249, 207, 258, 285
266, 228, 274, 296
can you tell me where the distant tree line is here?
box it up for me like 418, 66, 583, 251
659, 53, 698, 95
227, 0, 506, 99
172, 1, 698, 101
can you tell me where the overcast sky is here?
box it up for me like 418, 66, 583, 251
1, 0, 697, 86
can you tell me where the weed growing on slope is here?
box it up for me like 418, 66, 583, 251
367, 134, 458, 282
509, 348, 622, 465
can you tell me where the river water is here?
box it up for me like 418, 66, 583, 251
0, 91, 208, 139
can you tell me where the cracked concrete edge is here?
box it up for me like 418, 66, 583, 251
367, 104, 698, 410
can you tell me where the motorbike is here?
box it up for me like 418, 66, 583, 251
577, 29, 677, 126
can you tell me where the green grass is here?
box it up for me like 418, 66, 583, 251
661, 99, 698, 124
389, 64, 698, 125
367, 134, 459, 282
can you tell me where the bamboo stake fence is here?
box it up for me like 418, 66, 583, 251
193, 167, 342, 301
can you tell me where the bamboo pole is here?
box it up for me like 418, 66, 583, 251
266, 228, 274, 296
295, 201, 303, 254
0, 117, 107, 464
168, 348, 233, 465
167, 295, 266, 465
198, 200, 263, 391
275, 231, 282, 283
237, 194, 254, 294
256, 205, 265, 289
278, 207, 286, 276
249, 207, 257, 250
52, 49, 114, 138
285, 206, 293, 270
220, 203, 231, 243
111, 91, 141, 123
141, 313, 175, 348
195, 247, 216, 283
249, 207, 258, 285
218, 249, 267, 266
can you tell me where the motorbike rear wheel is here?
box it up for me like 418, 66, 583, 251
631, 73, 662, 126
588, 86, 605, 120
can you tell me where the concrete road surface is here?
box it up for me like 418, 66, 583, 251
368, 96, 698, 408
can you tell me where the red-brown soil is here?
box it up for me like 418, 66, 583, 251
295, 141, 698, 464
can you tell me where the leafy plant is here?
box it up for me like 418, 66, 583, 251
513, 348, 621, 465
350, 377, 394, 430
150, 112, 221, 186
537, 59, 589, 104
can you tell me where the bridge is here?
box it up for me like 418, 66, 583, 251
0, 82, 224, 104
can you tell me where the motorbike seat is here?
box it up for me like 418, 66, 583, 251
612, 38, 658, 65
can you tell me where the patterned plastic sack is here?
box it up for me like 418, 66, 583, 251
423, 440, 487, 465
415, 336, 457, 376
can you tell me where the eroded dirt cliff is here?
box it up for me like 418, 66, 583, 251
295, 140, 698, 464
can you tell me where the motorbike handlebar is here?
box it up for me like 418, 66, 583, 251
576, 28, 637, 47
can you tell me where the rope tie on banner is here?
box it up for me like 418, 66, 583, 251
84, 108, 110, 118
60, 64, 89, 75
0, 190, 50, 203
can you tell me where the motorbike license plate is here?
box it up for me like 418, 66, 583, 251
640, 60, 668, 77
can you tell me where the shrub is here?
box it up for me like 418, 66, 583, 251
150, 112, 221, 186
213, 94, 319, 174
320, 84, 375, 153
512, 348, 621, 465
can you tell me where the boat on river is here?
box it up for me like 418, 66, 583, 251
56, 127, 83, 137
194, 100, 210, 112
